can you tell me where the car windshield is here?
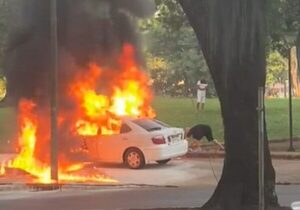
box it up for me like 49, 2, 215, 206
132, 119, 167, 132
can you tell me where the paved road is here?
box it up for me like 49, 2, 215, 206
0, 185, 298, 210
0, 156, 221, 187
0, 156, 299, 209
1, 155, 300, 186
1, 186, 211, 210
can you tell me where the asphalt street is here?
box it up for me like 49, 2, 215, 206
0, 156, 299, 210
0, 185, 299, 210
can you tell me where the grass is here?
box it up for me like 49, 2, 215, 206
0, 106, 17, 152
152, 96, 225, 140
0, 97, 299, 152
265, 98, 300, 140
152, 96, 300, 141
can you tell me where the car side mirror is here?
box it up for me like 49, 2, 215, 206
0, 76, 7, 102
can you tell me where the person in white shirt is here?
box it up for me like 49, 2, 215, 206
196, 78, 208, 111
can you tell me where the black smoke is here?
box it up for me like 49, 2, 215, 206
3, 0, 155, 165
4, 0, 155, 103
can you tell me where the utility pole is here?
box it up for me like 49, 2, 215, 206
288, 47, 295, 152
258, 87, 265, 210
50, 0, 58, 182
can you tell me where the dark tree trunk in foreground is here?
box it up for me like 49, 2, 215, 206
180, 1, 280, 209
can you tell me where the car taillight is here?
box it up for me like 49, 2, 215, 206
152, 135, 166, 144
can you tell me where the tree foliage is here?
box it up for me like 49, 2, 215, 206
140, 0, 212, 96
266, 50, 288, 86
146, 54, 169, 94
140, 0, 300, 98
267, 0, 300, 54
0, 0, 8, 70
266, 0, 300, 93
0, 75, 6, 101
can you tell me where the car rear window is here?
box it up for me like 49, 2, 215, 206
153, 119, 170, 128
132, 119, 168, 132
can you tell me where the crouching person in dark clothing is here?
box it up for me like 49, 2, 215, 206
185, 124, 224, 151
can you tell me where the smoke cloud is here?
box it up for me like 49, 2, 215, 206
3, 0, 155, 165
4, 0, 155, 102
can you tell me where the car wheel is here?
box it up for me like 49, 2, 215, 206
125, 148, 145, 169
156, 159, 171, 165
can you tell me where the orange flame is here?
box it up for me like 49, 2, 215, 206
4, 100, 51, 183
71, 44, 155, 136
0, 164, 5, 176
1, 99, 116, 183
1, 44, 154, 183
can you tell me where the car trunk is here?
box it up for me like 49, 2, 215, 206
154, 128, 184, 145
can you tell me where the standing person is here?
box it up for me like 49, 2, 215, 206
196, 78, 208, 111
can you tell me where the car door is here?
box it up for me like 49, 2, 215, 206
97, 123, 132, 162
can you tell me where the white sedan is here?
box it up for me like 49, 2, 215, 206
82, 118, 188, 169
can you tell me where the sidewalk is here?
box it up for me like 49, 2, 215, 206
186, 150, 300, 159
186, 139, 300, 159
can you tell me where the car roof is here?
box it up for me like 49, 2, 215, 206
120, 116, 153, 122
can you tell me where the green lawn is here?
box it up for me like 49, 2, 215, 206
265, 98, 300, 140
0, 97, 299, 152
152, 96, 300, 141
0, 106, 17, 152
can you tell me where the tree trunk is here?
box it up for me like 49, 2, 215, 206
179, 1, 280, 209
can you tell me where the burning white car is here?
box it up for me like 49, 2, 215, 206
82, 118, 188, 169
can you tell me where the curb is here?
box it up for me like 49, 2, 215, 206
270, 152, 300, 160
185, 151, 300, 160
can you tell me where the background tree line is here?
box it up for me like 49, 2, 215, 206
0, 0, 8, 100
140, 0, 212, 97
140, 0, 300, 98
0, 0, 8, 71
0, 0, 299, 97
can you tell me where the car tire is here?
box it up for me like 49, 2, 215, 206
124, 148, 145, 169
156, 159, 171, 165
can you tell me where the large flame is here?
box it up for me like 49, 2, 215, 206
6, 100, 51, 183
1, 99, 116, 183
0, 44, 155, 183
70, 44, 155, 136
